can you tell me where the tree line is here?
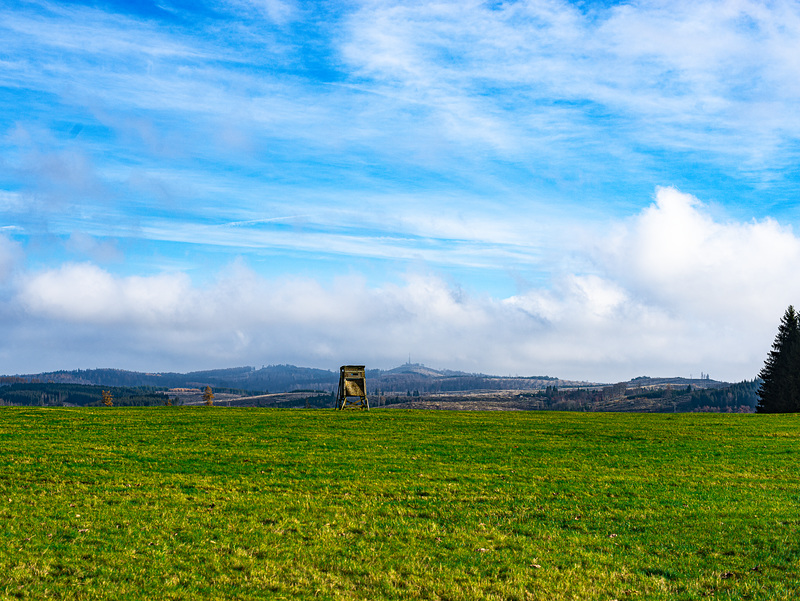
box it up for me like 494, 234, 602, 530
530, 380, 759, 412
0, 383, 171, 407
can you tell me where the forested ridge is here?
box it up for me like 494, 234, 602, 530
0, 383, 172, 407
524, 379, 760, 412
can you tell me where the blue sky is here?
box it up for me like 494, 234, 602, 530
2, 0, 800, 381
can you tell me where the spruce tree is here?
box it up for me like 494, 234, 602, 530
757, 305, 800, 413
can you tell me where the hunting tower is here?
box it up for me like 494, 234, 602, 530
337, 365, 369, 410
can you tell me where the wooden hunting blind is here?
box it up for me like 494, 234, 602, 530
337, 365, 369, 410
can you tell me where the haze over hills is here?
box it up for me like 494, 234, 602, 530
2, 363, 729, 395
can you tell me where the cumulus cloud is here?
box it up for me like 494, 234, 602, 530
6, 189, 796, 381
505, 188, 799, 378
600, 187, 800, 322
20, 263, 196, 325
14, 261, 503, 372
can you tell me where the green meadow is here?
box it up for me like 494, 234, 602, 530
1, 408, 798, 600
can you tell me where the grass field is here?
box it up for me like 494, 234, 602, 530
1, 408, 799, 600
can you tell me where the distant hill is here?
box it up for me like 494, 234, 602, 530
0, 365, 336, 394
0, 364, 757, 412
2, 363, 583, 394
1, 363, 733, 397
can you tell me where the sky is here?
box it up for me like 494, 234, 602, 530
2, 0, 800, 382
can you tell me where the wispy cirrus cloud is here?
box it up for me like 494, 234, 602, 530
342, 0, 800, 171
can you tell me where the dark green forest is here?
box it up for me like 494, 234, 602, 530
0, 383, 171, 407
757, 304, 800, 413
522, 379, 760, 412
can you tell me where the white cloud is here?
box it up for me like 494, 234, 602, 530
19, 263, 195, 325
503, 187, 799, 379
341, 0, 800, 167
254, 0, 296, 25
65, 232, 122, 263
1, 5, 211, 61
0, 190, 25, 212
8, 190, 796, 381
599, 187, 800, 322
0, 233, 22, 284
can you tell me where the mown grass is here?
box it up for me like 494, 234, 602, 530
0, 408, 798, 600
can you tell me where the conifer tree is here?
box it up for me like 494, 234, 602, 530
757, 305, 800, 413
203, 386, 215, 406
